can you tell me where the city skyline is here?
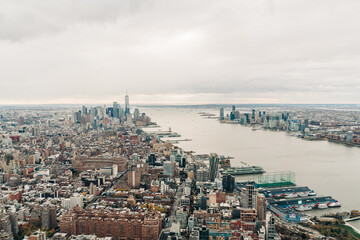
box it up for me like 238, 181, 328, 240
1, 1, 360, 239
1, 0, 360, 105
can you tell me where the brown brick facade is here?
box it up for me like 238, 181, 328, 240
60, 208, 162, 239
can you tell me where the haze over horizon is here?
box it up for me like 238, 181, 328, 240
1, 0, 360, 105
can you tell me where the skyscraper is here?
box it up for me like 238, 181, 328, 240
113, 102, 120, 118
125, 92, 130, 115
222, 174, 235, 193
209, 153, 219, 182
133, 108, 140, 122
230, 106, 236, 120
219, 108, 224, 120
82, 105, 87, 115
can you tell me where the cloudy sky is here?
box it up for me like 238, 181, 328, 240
1, 0, 360, 105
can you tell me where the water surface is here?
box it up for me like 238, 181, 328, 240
142, 107, 360, 221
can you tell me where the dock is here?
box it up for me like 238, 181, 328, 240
166, 139, 192, 144
256, 185, 341, 223
147, 130, 181, 138
344, 216, 360, 222
268, 195, 336, 208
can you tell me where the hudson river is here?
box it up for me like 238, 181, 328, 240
141, 106, 360, 229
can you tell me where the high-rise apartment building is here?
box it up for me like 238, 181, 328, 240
196, 167, 209, 182
222, 174, 235, 193
219, 108, 224, 120
163, 161, 175, 178
41, 206, 57, 230
241, 184, 257, 209
256, 194, 267, 225
134, 108, 140, 121
209, 153, 219, 182
128, 169, 141, 188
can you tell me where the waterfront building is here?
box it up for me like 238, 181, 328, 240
346, 131, 353, 143
209, 154, 219, 182
230, 106, 236, 120
244, 113, 250, 124
220, 108, 224, 120
234, 111, 240, 120
222, 174, 235, 193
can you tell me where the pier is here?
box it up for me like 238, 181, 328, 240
268, 195, 336, 208
166, 139, 192, 144
344, 216, 360, 222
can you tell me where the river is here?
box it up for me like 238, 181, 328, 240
140, 106, 360, 229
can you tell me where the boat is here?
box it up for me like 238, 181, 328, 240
278, 193, 287, 198
328, 201, 341, 208
297, 191, 309, 197
308, 190, 317, 196
222, 166, 265, 176
314, 203, 328, 209
295, 205, 312, 211
285, 192, 298, 198
303, 135, 323, 141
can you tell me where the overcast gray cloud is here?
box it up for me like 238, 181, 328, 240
0, 0, 360, 104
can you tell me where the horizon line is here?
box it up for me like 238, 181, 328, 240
1, 103, 360, 106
